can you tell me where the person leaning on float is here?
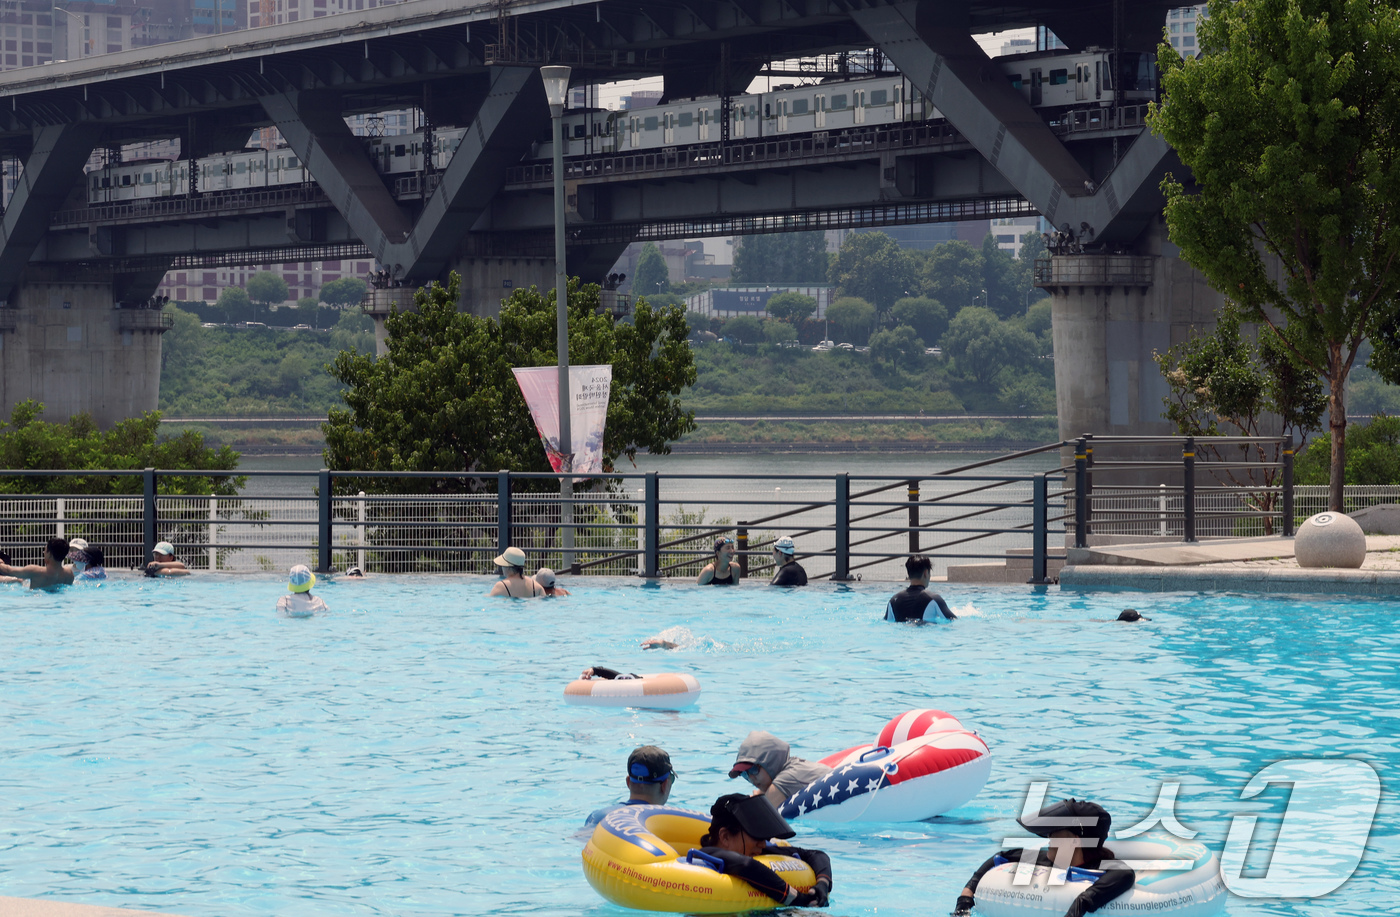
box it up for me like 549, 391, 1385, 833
729, 730, 832, 807
700, 794, 832, 908
954, 798, 1134, 917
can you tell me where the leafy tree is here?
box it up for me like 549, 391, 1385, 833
731, 232, 828, 283
246, 271, 290, 309
1024, 299, 1053, 337
633, 242, 671, 296
644, 292, 686, 310
1150, 0, 1400, 511
722, 315, 764, 344
764, 320, 798, 344
323, 273, 695, 488
162, 306, 206, 373
0, 401, 242, 496
296, 297, 320, 326
330, 309, 376, 356
981, 234, 1023, 319
941, 306, 1037, 384
889, 296, 949, 345
999, 376, 1056, 414
216, 285, 251, 323
1296, 414, 1400, 485
765, 291, 817, 325
1016, 229, 1050, 307
869, 324, 925, 372
825, 296, 877, 345
830, 232, 917, 311
684, 311, 711, 336
319, 277, 369, 308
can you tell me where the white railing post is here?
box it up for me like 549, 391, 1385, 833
209, 497, 218, 571
56, 497, 64, 540
1159, 484, 1166, 537
357, 491, 366, 572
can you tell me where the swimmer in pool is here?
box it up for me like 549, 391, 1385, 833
0, 538, 75, 590
768, 535, 807, 586
535, 567, 571, 596
145, 541, 190, 577
728, 731, 832, 808
78, 547, 108, 581
579, 666, 640, 680
584, 745, 677, 828
489, 546, 544, 598
0, 551, 22, 584
953, 798, 1134, 917
277, 565, 328, 617
697, 536, 740, 585
1117, 609, 1150, 622
697, 794, 832, 908
886, 554, 956, 622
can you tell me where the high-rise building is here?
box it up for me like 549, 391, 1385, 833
1167, 5, 1207, 56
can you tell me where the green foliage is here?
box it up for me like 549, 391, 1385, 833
981, 235, 1024, 319
1024, 299, 1053, 337
764, 320, 798, 344
296, 297, 319, 325
825, 296, 877, 344
684, 311, 712, 336
868, 324, 925, 373
329, 309, 376, 356
246, 271, 289, 306
216, 286, 251, 317
765, 291, 818, 325
322, 273, 696, 488
941, 306, 1037, 385
319, 277, 368, 307
634, 242, 671, 296
918, 240, 983, 311
1150, 0, 1400, 508
722, 315, 764, 344
731, 232, 829, 283
0, 400, 242, 495
889, 296, 949, 345
998, 376, 1056, 413
831, 232, 918, 311
1296, 415, 1400, 484
644, 292, 686, 310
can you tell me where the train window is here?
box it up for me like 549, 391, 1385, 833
288, 156, 299, 168
102, 177, 110, 188
644, 116, 658, 131
831, 94, 848, 110
894, 87, 902, 102
121, 175, 131, 186
678, 112, 693, 127
235, 162, 246, 174
573, 124, 585, 137
1049, 69, 1068, 85
869, 90, 887, 105
792, 99, 808, 115
142, 172, 152, 183
1008, 73, 1023, 89
394, 144, 406, 156
764, 103, 771, 118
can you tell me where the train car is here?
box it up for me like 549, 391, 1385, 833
998, 48, 1156, 110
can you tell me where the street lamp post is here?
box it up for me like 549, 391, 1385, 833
541, 65, 574, 571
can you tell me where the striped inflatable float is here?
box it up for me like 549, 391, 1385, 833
777, 708, 990, 823
563, 673, 701, 709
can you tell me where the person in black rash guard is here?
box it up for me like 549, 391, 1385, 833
698, 793, 832, 908
953, 798, 1134, 917
886, 554, 956, 622
579, 666, 638, 680
769, 535, 808, 586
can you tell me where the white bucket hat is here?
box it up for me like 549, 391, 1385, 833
493, 546, 528, 567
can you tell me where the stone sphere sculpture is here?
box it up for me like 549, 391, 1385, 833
1294, 512, 1367, 568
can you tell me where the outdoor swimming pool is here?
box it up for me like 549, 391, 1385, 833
0, 578, 1393, 917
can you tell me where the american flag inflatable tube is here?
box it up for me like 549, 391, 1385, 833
777, 709, 991, 823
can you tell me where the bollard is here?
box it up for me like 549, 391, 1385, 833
317, 468, 333, 573
1073, 438, 1088, 549
643, 472, 660, 578
907, 479, 920, 554
1281, 434, 1295, 537
1183, 437, 1197, 543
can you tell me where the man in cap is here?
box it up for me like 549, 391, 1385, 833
769, 535, 807, 586
584, 745, 677, 828
145, 541, 190, 577
0, 538, 74, 590
697, 793, 832, 907
729, 730, 831, 807
535, 567, 571, 596
953, 797, 1134, 917
277, 565, 328, 617
488, 546, 544, 597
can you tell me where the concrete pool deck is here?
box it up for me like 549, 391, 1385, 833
0, 899, 186, 917
1059, 534, 1400, 595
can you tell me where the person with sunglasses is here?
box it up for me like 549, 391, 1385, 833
728, 731, 832, 808
584, 745, 678, 828
696, 793, 833, 908
697, 536, 741, 585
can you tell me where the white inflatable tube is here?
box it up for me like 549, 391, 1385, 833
563, 673, 701, 709
972, 834, 1226, 917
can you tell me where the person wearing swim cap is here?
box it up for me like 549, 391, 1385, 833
145, 542, 190, 577
277, 565, 328, 617
584, 745, 678, 828
698, 536, 740, 585
952, 798, 1134, 917
886, 555, 956, 622
535, 567, 571, 596
728, 731, 832, 807
768, 535, 807, 586
697, 793, 832, 908
1116, 609, 1150, 622
489, 546, 544, 597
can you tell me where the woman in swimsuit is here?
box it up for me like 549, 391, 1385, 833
489, 546, 545, 598
697, 536, 741, 585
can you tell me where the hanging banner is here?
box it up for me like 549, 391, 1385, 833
512, 364, 613, 475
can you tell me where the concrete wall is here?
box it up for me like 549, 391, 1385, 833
0, 281, 162, 427
448, 256, 555, 318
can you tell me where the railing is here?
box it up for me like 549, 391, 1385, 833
116, 309, 174, 332
1034, 254, 1156, 287
360, 287, 418, 316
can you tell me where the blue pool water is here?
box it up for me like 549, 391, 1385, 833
0, 578, 1394, 917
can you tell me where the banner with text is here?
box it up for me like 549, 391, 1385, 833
511, 365, 613, 475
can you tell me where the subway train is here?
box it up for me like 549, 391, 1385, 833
85, 48, 1155, 204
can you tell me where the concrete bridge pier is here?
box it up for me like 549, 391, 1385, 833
0, 278, 169, 427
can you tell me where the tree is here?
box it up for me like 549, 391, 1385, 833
633, 242, 671, 296
869, 324, 925, 372
918, 240, 983, 313
731, 232, 828, 283
1024, 300, 1053, 337
825, 296, 877, 345
318, 277, 369, 308
323, 273, 696, 487
981, 234, 1022, 319
722, 315, 764, 344
889, 296, 949, 345
941, 306, 1037, 385
216, 286, 251, 323
764, 320, 798, 344
1296, 414, 1400, 485
765, 291, 817, 325
162, 306, 205, 373
296, 297, 320, 326
684, 311, 711, 337
1150, 0, 1400, 511
246, 271, 290, 311
330, 309, 376, 355
830, 231, 918, 311
1016, 229, 1050, 307
0, 401, 241, 496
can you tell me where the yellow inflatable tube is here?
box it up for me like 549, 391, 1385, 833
582, 804, 817, 912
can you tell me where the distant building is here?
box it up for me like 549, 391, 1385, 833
1167, 5, 1206, 56
991, 216, 1047, 258
612, 239, 731, 289
685, 285, 833, 320
621, 90, 663, 110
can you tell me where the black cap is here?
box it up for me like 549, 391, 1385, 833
627, 746, 674, 784
1117, 609, 1150, 622
1018, 798, 1111, 842
710, 793, 795, 840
